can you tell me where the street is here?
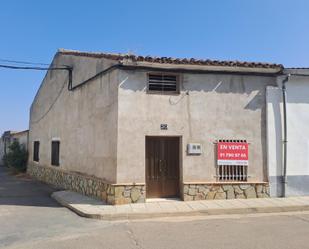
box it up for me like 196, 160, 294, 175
1, 166, 309, 249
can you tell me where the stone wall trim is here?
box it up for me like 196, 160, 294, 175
28, 164, 269, 204
27, 164, 145, 205
182, 183, 270, 201
111, 183, 145, 186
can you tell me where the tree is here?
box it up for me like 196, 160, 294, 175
3, 141, 28, 172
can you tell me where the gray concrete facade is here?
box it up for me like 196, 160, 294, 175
29, 53, 119, 183
117, 70, 276, 183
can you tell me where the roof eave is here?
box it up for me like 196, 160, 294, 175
121, 61, 282, 75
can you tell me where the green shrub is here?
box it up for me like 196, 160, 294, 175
3, 141, 28, 172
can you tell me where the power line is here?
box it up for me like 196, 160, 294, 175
0, 58, 50, 66
0, 62, 73, 124
0, 64, 71, 71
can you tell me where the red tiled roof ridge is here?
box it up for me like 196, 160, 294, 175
58, 48, 283, 69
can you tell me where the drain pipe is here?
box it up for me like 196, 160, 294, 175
282, 74, 290, 197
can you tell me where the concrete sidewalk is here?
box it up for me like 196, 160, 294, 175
52, 190, 309, 220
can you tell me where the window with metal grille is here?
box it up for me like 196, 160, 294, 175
51, 141, 60, 166
33, 141, 40, 162
217, 165, 248, 181
216, 139, 248, 182
148, 73, 179, 93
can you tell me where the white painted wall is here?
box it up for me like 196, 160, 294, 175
267, 86, 283, 177
285, 79, 309, 175
267, 72, 309, 196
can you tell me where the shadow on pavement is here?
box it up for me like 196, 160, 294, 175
0, 165, 61, 207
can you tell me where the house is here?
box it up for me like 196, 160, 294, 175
267, 68, 309, 197
0, 135, 4, 165
0, 130, 29, 165
28, 49, 283, 204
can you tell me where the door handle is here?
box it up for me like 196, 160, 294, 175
159, 160, 167, 174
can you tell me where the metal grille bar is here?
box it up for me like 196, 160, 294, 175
218, 165, 248, 181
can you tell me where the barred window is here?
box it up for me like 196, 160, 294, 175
51, 141, 60, 166
216, 139, 248, 182
33, 141, 40, 162
217, 165, 248, 181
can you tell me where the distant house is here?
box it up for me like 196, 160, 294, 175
0, 130, 29, 165
0, 136, 4, 165
28, 49, 284, 204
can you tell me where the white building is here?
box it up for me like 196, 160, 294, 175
267, 69, 309, 196
0, 130, 29, 165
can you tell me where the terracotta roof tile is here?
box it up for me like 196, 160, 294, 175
58, 49, 283, 69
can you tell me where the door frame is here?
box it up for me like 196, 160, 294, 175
145, 136, 182, 199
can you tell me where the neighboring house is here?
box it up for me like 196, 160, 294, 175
1, 131, 14, 161
0, 130, 29, 165
28, 49, 283, 204
267, 68, 309, 197
0, 136, 4, 165
11, 130, 29, 151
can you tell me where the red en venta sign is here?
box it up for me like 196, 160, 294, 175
217, 142, 249, 166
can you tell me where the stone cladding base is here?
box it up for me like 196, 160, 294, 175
27, 164, 145, 205
182, 183, 270, 201
28, 164, 269, 204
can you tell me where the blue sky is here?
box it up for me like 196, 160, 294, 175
1, 0, 309, 134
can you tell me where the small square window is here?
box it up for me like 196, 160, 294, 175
51, 141, 60, 166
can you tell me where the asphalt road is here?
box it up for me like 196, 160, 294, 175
1, 166, 309, 249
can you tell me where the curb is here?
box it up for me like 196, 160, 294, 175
51, 192, 309, 220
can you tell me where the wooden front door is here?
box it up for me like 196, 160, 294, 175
146, 137, 180, 198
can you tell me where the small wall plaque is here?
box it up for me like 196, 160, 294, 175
160, 124, 168, 130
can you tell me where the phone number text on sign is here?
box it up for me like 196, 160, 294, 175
217, 142, 249, 166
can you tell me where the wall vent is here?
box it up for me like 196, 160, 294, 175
148, 73, 178, 92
